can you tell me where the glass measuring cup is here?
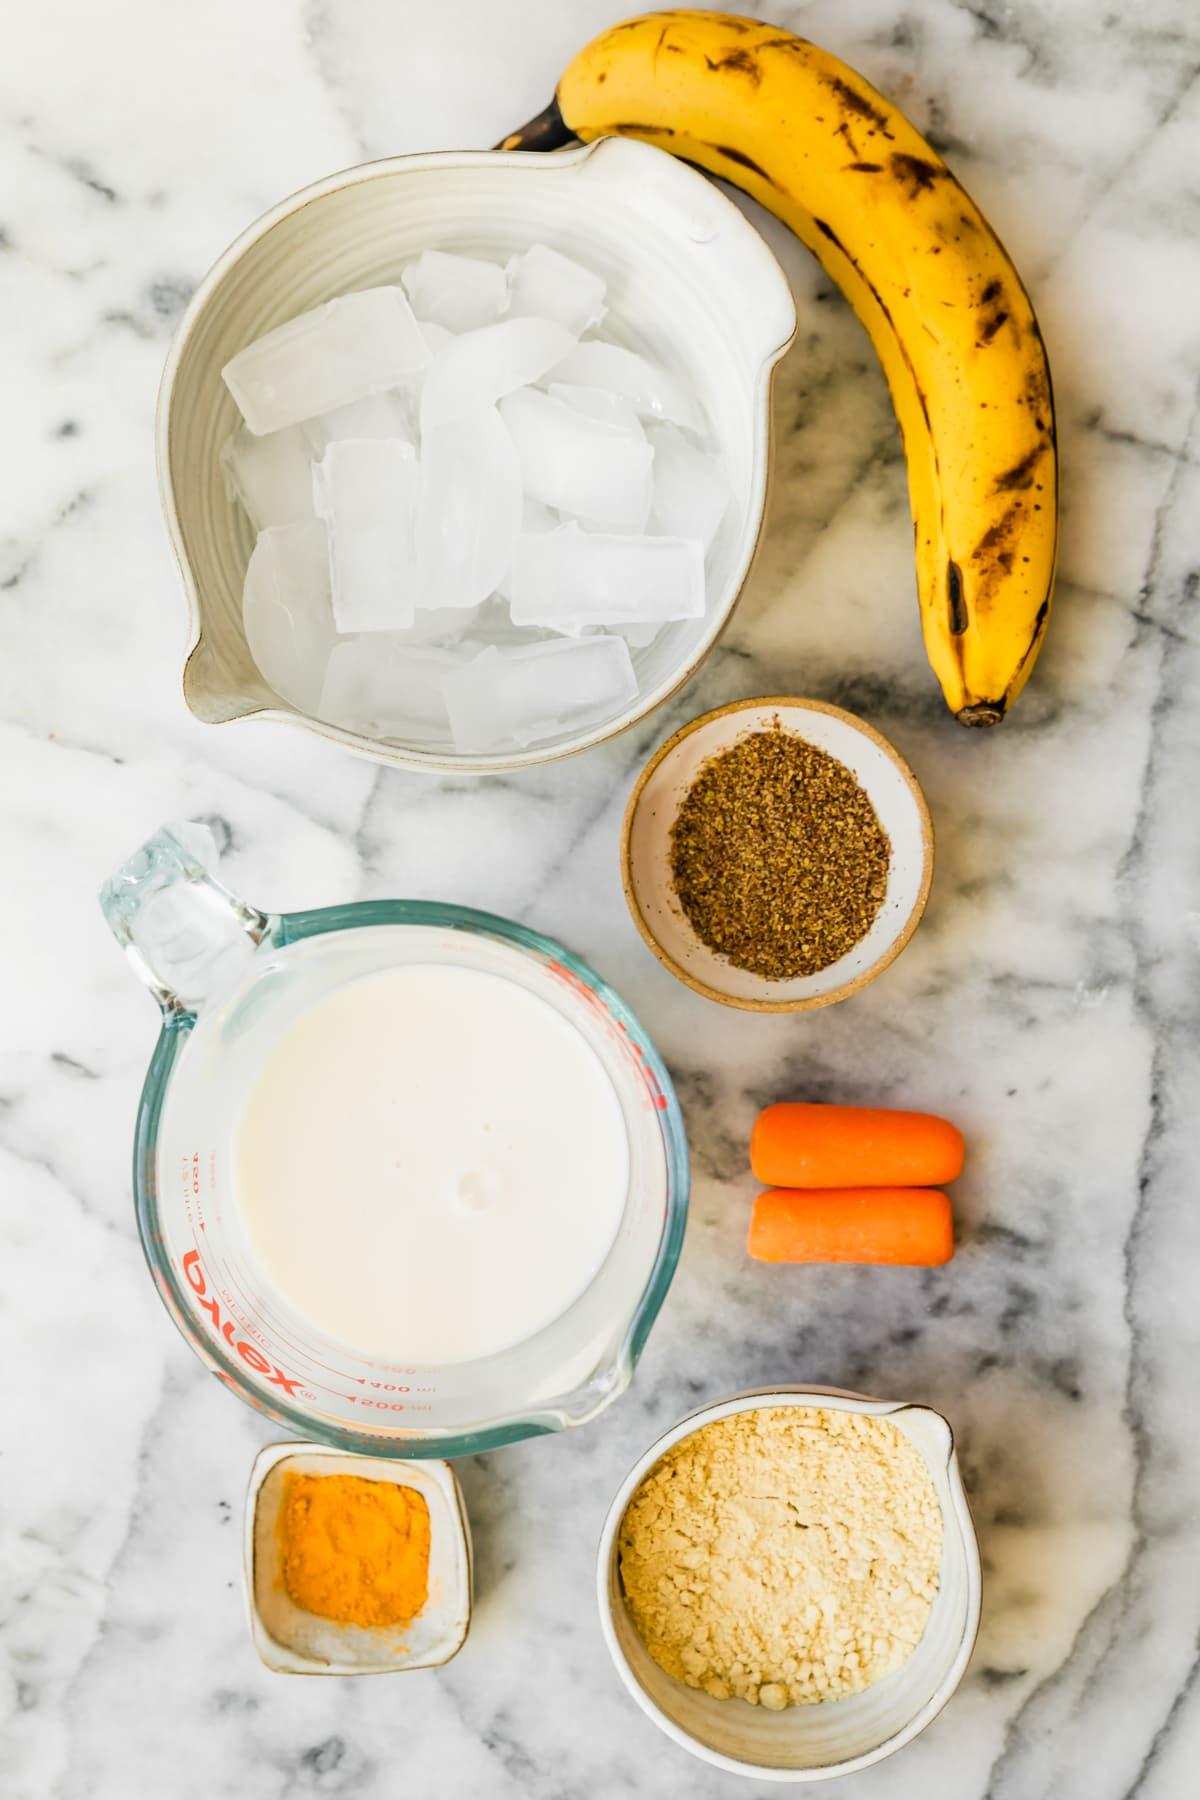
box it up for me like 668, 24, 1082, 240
101, 825, 688, 1457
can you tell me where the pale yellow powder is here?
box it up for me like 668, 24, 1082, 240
618, 1406, 942, 1709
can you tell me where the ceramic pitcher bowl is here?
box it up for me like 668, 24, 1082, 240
598, 1387, 981, 1781
158, 137, 797, 772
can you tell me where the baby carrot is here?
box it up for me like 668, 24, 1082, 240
750, 1103, 964, 1190
748, 1188, 954, 1266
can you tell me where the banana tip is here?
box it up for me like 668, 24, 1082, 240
956, 703, 1005, 727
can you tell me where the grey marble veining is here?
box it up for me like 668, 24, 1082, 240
3, 1, 1199, 1795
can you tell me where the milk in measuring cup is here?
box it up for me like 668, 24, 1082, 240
234, 962, 628, 1365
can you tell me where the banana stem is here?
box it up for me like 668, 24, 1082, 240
495, 99, 576, 154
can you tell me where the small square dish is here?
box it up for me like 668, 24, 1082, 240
244, 1441, 472, 1675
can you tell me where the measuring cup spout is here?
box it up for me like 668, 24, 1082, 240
99, 822, 272, 1018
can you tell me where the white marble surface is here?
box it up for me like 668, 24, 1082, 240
3, 1, 1200, 1794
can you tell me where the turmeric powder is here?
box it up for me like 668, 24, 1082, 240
277, 1471, 431, 1629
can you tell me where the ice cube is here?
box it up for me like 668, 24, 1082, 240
619, 622, 663, 650
510, 523, 705, 632
547, 383, 645, 437
461, 593, 562, 650
647, 423, 731, 552
545, 340, 700, 429
420, 318, 576, 430
401, 250, 508, 334
220, 423, 315, 530
521, 495, 558, 533
302, 391, 412, 455
222, 287, 429, 435
403, 322, 455, 432
399, 605, 480, 647
506, 245, 606, 335
242, 521, 337, 712
499, 388, 653, 529
417, 406, 522, 608
441, 638, 638, 752
312, 439, 420, 632
495, 495, 558, 602
318, 636, 456, 738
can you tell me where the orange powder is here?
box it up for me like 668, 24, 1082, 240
277, 1471, 431, 1629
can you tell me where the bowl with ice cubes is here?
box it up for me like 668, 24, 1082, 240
158, 136, 796, 769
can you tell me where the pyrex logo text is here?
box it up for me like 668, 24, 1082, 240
182, 1250, 302, 1396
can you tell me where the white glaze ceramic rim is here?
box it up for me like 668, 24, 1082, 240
596, 1386, 982, 1782
156, 139, 797, 772
243, 1440, 472, 1676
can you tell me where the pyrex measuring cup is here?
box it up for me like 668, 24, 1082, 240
101, 826, 688, 1457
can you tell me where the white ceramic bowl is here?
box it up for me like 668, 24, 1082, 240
158, 137, 796, 771
597, 1388, 980, 1782
244, 1441, 472, 1675
622, 697, 933, 1011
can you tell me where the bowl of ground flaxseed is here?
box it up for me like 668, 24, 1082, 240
621, 698, 933, 1012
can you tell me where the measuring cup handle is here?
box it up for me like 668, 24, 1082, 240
99, 823, 272, 1018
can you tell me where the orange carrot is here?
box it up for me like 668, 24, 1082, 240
748, 1188, 954, 1266
751, 1103, 964, 1190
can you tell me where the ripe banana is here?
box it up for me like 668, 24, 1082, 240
502, 11, 1058, 726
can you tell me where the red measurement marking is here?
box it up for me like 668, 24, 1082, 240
181, 1249, 303, 1397
214, 1253, 362, 1386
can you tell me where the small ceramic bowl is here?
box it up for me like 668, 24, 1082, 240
622, 697, 933, 1012
244, 1441, 472, 1675
158, 135, 796, 772
597, 1387, 981, 1782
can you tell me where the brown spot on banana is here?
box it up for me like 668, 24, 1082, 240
702, 47, 762, 82
1010, 596, 1051, 681
890, 153, 944, 194
968, 502, 1027, 605
992, 445, 1046, 493
1021, 343, 1054, 423
708, 143, 771, 180
947, 560, 968, 634
812, 216, 845, 253
603, 121, 678, 136
977, 310, 1010, 345
972, 503, 1021, 559
823, 74, 896, 137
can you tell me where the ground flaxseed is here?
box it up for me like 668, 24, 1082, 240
669, 726, 891, 980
